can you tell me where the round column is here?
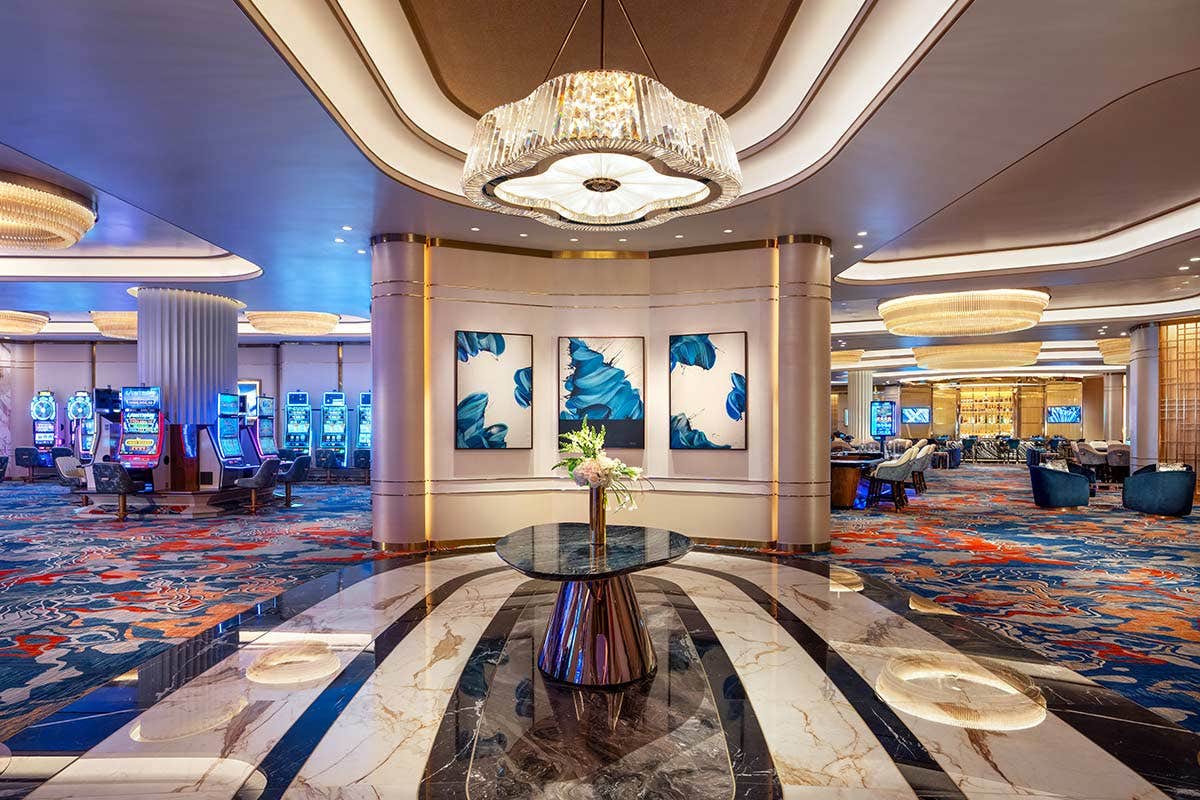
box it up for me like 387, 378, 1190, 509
776, 234, 832, 552
1103, 371, 1125, 442
136, 288, 240, 425
846, 369, 874, 441
370, 234, 428, 552
1128, 324, 1158, 469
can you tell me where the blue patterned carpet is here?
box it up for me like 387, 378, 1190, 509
824, 463, 1200, 732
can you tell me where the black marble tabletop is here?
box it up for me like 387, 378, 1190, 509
495, 523, 693, 581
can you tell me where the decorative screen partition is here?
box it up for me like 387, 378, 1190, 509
958, 384, 1016, 437
1159, 319, 1200, 469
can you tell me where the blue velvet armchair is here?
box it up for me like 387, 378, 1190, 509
1029, 465, 1090, 508
1123, 465, 1195, 517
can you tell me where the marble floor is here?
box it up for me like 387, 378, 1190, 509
3, 548, 1197, 799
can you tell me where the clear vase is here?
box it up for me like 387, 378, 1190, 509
589, 484, 606, 547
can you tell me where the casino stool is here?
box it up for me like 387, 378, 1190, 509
14, 447, 40, 483
278, 447, 301, 462
91, 462, 138, 521
0, 455, 8, 482
235, 458, 281, 514
277, 455, 311, 507
54, 455, 90, 506
315, 448, 339, 484
352, 448, 371, 484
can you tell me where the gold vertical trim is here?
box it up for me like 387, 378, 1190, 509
423, 241, 433, 545
770, 245, 780, 542
336, 342, 344, 390
89, 341, 97, 389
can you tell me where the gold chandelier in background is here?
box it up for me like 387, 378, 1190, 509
1096, 337, 1131, 366
245, 311, 340, 336
90, 311, 138, 340
462, 0, 740, 230
0, 172, 96, 250
879, 289, 1050, 337
914, 342, 1042, 370
0, 310, 50, 335
830, 349, 867, 369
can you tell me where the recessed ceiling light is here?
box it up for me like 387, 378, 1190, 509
1120, 332, 1128, 336
1180, 265, 1190, 271
723, 228, 733, 234
618, 237, 628, 242
333, 237, 344, 243
1192, 257, 1200, 262
519, 233, 528, 237
674, 234, 684, 239
569, 237, 579, 242
856, 231, 868, 237
853, 243, 863, 249
356, 249, 366, 255
341, 225, 353, 231
470, 226, 480, 232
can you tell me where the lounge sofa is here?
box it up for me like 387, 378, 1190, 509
1122, 464, 1195, 517
1029, 464, 1090, 508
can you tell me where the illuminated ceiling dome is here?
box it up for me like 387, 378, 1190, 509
246, 311, 340, 336
1096, 337, 1131, 366
914, 342, 1042, 370
462, 69, 741, 230
0, 310, 49, 335
90, 311, 138, 340
830, 349, 866, 369
0, 171, 96, 250
878, 289, 1050, 337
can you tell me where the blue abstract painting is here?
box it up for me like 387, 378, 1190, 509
455, 331, 533, 449
669, 332, 747, 450
558, 336, 645, 448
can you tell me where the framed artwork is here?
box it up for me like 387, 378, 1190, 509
558, 336, 645, 448
455, 331, 533, 449
237, 379, 262, 420
669, 332, 747, 450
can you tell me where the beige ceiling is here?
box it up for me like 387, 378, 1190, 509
399, 0, 799, 116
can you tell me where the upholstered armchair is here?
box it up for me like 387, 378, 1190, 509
946, 444, 963, 469
908, 444, 937, 494
14, 447, 40, 482
961, 437, 977, 462
1029, 465, 1091, 508
0, 455, 7, 482
1123, 464, 1195, 517
1106, 445, 1131, 483
886, 438, 912, 456
830, 440, 853, 452
851, 436, 878, 451
867, 446, 917, 509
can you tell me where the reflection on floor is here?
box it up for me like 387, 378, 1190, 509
0, 481, 377, 740
825, 464, 1200, 733
5, 550, 1198, 799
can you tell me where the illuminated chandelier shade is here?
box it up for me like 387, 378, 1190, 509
1096, 337, 1131, 366
878, 289, 1050, 337
0, 172, 96, 250
0, 310, 49, 335
245, 311, 340, 336
463, 69, 741, 230
90, 311, 138, 340
830, 349, 866, 369
914, 342, 1042, 370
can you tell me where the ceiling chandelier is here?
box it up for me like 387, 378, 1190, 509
245, 311, 340, 336
461, 0, 740, 230
878, 289, 1050, 337
1096, 337, 1131, 366
0, 171, 96, 250
830, 349, 866, 369
914, 342, 1042, 370
90, 311, 138, 340
0, 310, 49, 335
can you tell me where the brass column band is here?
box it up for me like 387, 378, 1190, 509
779, 290, 832, 301
370, 233, 428, 246
777, 234, 833, 247
364, 235, 827, 260
371, 291, 426, 300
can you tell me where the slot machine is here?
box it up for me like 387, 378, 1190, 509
198, 391, 252, 489
66, 390, 96, 461
92, 387, 123, 462
29, 390, 58, 467
116, 386, 165, 489
283, 391, 312, 456
253, 395, 279, 461
320, 391, 348, 467
352, 391, 372, 469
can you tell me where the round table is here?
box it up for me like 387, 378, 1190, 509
495, 523, 693, 688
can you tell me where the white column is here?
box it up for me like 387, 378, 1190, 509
1103, 371, 1125, 442
136, 288, 239, 425
846, 369, 874, 441
776, 235, 832, 553
1128, 325, 1158, 469
370, 234, 428, 552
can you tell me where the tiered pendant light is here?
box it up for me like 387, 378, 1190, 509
90, 311, 138, 340
0, 172, 96, 250
913, 342, 1042, 370
0, 310, 49, 335
1096, 337, 1131, 366
878, 289, 1050, 337
830, 349, 866, 369
245, 311, 340, 336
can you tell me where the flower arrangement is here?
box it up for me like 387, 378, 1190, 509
553, 418, 644, 512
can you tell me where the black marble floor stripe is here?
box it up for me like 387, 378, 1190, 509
420, 579, 553, 798
253, 565, 510, 800
670, 564, 969, 800
737, 552, 1200, 799
639, 576, 783, 800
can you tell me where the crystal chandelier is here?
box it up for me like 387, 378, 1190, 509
245, 311, 340, 336
90, 311, 138, 340
1096, 337, 1131, 366
830, 349, 866, 369
0, 171, 96, 250
462, 1, 740, 230
913, 342, 1042, 370
878, 290, 1050, 337
0, 310, 49, 335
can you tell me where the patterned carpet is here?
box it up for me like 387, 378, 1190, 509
0, 480, 378, 740
825, 463, 1200, 732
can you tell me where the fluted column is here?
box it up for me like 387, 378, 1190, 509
370, 234, 428, 552
1103, 371, 1125, 442
776, 235, 832, 552
136, 288, 239, 424
846, 369, 874, 441
1128, 324, 1158, 469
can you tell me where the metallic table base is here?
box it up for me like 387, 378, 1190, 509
538, 574, 656, 688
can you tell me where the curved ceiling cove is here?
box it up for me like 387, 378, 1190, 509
236, 0, 962, 201
0, 252, 262, 282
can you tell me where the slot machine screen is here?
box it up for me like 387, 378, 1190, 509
287, 407, 309, 436
323, 407, 346, 434
259, 396, 276, 418
217, 416, 242, 458
357, 407, 372, 449
120, 412, 160, 457
217, 392, 240, 417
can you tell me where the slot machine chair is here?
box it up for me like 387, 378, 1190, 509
14, 447, 40, 482
315, 448, 340, 483
90, 462, 139, 522
0, 455, 8, 482
54, 455, 90, 506
352, 449, 371, 484
277, 455, 311, 507
235, 458, 281, 514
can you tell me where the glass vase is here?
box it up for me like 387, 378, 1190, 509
589, 484, 606, 547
